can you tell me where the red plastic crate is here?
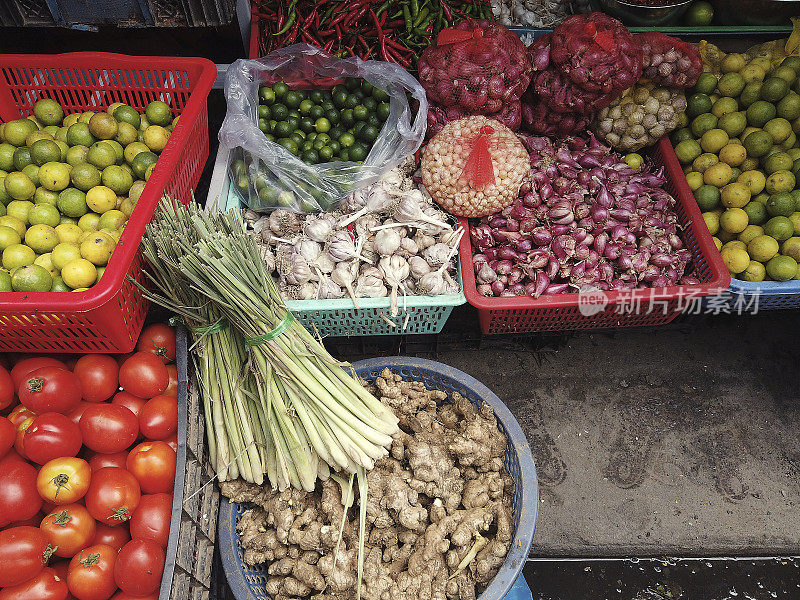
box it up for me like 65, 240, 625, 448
459, 137, 731, 334
0, 52, 216, 353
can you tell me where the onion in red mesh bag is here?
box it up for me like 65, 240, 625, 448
418, 20, 532, 112
549, 13, 642, 95
427, 100, 522, 137
637, 31, 702, 89
521, 93, 593, 137
532, 68, 615, 114
528, 33, 551, 72
421, 116, 530, 218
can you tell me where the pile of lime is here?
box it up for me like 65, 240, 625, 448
672, 54, 800, 282
257, 78, 390, 165
0, 98, 176, 293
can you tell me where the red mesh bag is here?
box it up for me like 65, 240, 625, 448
427, 100, 522, 137
521, 92, 593, 137
549, 13, 642, 95
418, 20, 532, 112
532, 68, 615, 115
528, 33, 551, 72
637, 32, 703, 89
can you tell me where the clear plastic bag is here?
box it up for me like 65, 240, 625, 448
220, 44, 427, 213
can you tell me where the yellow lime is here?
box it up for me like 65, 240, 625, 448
721, 182, 752, 208
780, 131, 796, 149
774, 65, 797, 85
119, 197, 136, 218
718, 72, 746, 97
3, 119, 38, 147
24, 223, 57, 253
764, 117, 792, 144
123, 141, 149, 165
722, 240, 747, 252
740, 63, 766, 84
33, 99, 64, 127
128, 180, 146, 203
86, 185, 117, 213
65, 145, 89, 167
22, 164, 40, 188
88, 113, 118, 140
693, 152, 719, 173
86, 142, 117, 169
97, 209, 126, 231
145, 101, 172, 126
4, 171, 35, 201
30, 139, 61, 166
70, 162, 101, 191
741, 260, 767, 281
739, 224, 764, 244
0, 270, 10, 292
777, 91, 800, 121
11, 264, 52, 292
703, 211, 720, 235
80, 231, 115, 266
721, 246, 750, 273
0, 225, 21, 250
700, 128, 729, 153
712, 97, 739, 118
720, 207, 749, 233
718, 111, 747, 137
765, 170, 795, 194
685, 171, 704, 191
0, 215, 25, 237
50, 276, 70, 292
38, 161, 71, 192
28, 203, 60, 227
34, 253, 57, 278
101, 165, 133, 196
7, 200, 33, 225
77, 212, 100, 231
783, 237, 800, 261
142, 125, 169, 153
766, 254, 798, 280
764, 151, 793, 174
54, 222, 82, 244
719, 143, 746, 166
790, 211, 800, 234
66, 122, 95, 147
61, 258, 97, 289
704, 162, 734, 186
115, 122, 138, 147
2, 243, 35, 270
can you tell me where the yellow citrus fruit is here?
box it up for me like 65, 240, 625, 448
722, 53, 746, 73
722, 240, 747, 252
703, 211, 720, 235
685, 171, 704, 191
704, 162, 734, 187
712, 236, 722, 251
747, 234, 780, 262
61, 258, 97, 289
720, 207, 749, 233
78, 212, 101, 231
51, 242, 82, 271
0, 215, 25, 237
54, 222, 83, 245
24, 223, 58, 254
766, 255, 798, 281
739, 224, 764, 244
2, 243, 35, 270
782, 236, 800, 261
721, 246, 750, 273
741, 260, 766, 281
80, 231, 116, 266
33, 253, 57, 278
719, 143, 746, 166
721, 182, 752, 208
693, 152, 719, 173
737, 170, 767, 195
765, 170, 796, 194
85, 185, 117, 213
700, 128, 730, 153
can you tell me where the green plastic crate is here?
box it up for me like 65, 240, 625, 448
206, 146, 466, 337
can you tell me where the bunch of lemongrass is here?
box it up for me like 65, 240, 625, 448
138, 198, 399, 492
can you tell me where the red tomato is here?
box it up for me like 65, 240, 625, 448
51, 559, 70, 580
84, 467, 140, 526
0, 364, 13, 411
118, 353, 167, 399
41, 504, 97, 559
129, 493, 172, 548
138, 395, 177, 441
66, 402, 92, 427
11, 511, 46, 528
0, 458, 42, 525
72, 356, 119, 403
23, 413, 83, 464
14, 414, 35, 457
163, 433, 177, 453
19, 368, 82, 415
91, 523, 129, 553
136, 324, 176, 364
0, 566, 68, 600
126, 441, 175, 494
0, 415, 14, 458
36, 458, 91, 506
79, 405, 138, 454
66, 544, 117, 600
110, 392, 146, 420
163, 364, 178, 399
0, 526, 51, 587
11, 358, 66, 389
111, 593, 156, 600
113, 353, 134, 370
113, 539, 164, 597
9, 404, 37, 427
88, 451, 128, 472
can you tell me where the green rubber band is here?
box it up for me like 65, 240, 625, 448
193, 319, 229, 336
245, 313, 294, 347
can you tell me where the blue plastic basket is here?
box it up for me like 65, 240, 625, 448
705, 279, 800, 313
218, 357, 539, 600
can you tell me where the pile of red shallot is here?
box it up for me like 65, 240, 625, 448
469, 134, 700, 298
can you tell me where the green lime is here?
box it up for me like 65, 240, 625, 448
88, 113, 118, 140
743, 200, 768, 225
145, 101, 172, 126
131, 151, 157, 180
764, 215, 794, 241
34, 187, 59, 206
766, 254, 798, 280
718, 72, 746, 98
766, 192, 796, 217
24, 223, 57, 254
286, 116, 300, 132
718, 111, 747, 138
746, 100, 777, 127
764, 151, 794, 174
274, 121, 292, 138
368, 111, 383, 128
349, 143, 367, 162
259, 86, 276, 105
258, 105, 271, 120
712, 96, 738, 118
57, 187, 88, 218
0, 143, 14, 172
284, 91, 302, 110
359, 124, 379, 144
694, 184, 721, 210
12, 147, 32, 171
65, 145, 89, 167
66, 122, 95, 147
11, 264, 52, 292
101, 165, 133, 195
4, 172, 35, 201
87, 142, 117, 169
743, 130, 774, 157
0, 225, 21, 250
33, 99, 64, 127
30, 139, 62, 166
21, 165, 39, 189
314, 118, 331, 133
38, 162, 71, 192
377, 102, 391, 121
97, 209, 125, 231
318, 146, 334, 162
761, 77, 790, 103
290, 132, 305, 147
694, 73, 718, 94
70, 162, 101, 191
685, 0, 714, 25
0, 215, 25, 237
272, 82, 289, 100
50, 276, 70, 292
739, 82, 762, 109
278, 138, 298, 155
28, 203, 59, 228
764, 117, 793, 144
4, 119, 38, 147
258, 118, 268, 133
352, 121, 366, 137
776, 91, 800, 120
113, 105, 141, 129
302, 149, 320, 165
271, 103, 289, 121
691, 113, 718, 138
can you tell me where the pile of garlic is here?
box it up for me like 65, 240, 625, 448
492, 0, 569, 28
244, 157, 462, 319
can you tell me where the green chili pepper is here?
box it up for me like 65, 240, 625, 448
411, 0, 419, 17
403, 5, 412, 30
413, 6, 429, 26
274, 0, 297, 35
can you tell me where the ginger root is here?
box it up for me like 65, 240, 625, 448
224, 368, 515, 600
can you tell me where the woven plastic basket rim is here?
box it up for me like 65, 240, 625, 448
459, 137, 731, 312
218, 357, 539, 600
0, 52, 217, 313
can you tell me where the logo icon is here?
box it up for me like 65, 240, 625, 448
578, 285, 608, 317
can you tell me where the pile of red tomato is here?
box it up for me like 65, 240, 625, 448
0, 324, 179, 600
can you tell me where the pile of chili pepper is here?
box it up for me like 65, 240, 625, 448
252, 0, 492, 69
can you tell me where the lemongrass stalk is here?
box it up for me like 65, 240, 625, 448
212, 338, 252, 482
194, 351, 220, 476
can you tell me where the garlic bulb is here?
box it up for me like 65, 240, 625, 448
269, 209, 301, 237
260, 245, 276, 274
298, 282, 318, 300
331, 261, 359, 307
318, 275, 345, 300
356, 274, 388, 298
394, 193, 451, 231
423, 243, 452, 267
303, 216, 333, 243
311, 252, 335, 275
328, 231, 371, 263
417, 271, 446, 295
281, 254, 312, 286
379, 255, 410, 316
296, 239, 322, 264
408, 255, 431, 279
414, 231, 435, 251
339, 185, 399, 227
374, 228, 402, 256
398, 236, 419, 258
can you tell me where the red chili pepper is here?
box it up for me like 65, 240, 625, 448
300, 29, 317, 44
315, 28, 336, 37
335, 23, 342, 39
441, 0, 452, 20
329, 10, 348, 26
324, 39, 336, 53
384, 36, 412, 53
275, 13, 285, 32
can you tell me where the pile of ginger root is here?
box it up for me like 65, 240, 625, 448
220, 368, 515, 600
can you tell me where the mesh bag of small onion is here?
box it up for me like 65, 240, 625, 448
637, 32, 702, 90
421, 116, 530, 218
521, 91, 594, 137
418, 20, 532, 115
427, 100, 522, 137
549, 13, 642, 95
